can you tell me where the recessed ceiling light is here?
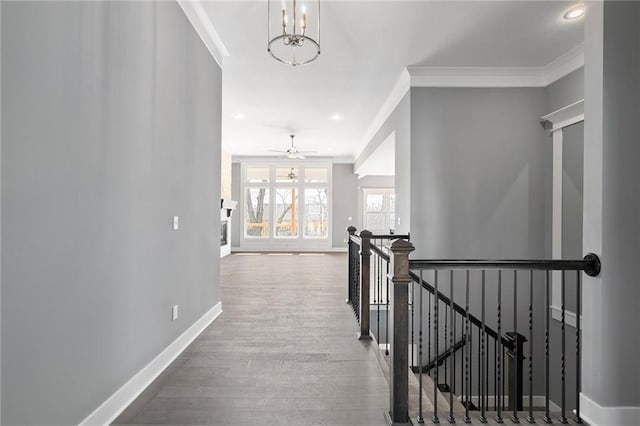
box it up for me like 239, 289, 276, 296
330, 113, 343, 121
563, 5, 585, 20
233, 113, 246, 120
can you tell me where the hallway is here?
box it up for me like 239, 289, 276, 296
114, 253, 389, 425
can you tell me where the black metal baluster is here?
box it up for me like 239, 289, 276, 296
444, 301, 448, 391
411, 265, 414, 370
544, 271, 551, 424
527, 270, 534, 423
560, 271, 568, 424
477, 323, 481, 414
464, 270, 471, 424
494, 339, 497, 412
496, 271, 503, 423
433, 270, 440, 424
576, 270, 583, 424
449, 270, 455, 423
377, 248, 381, 347
502, 344, 506, 413
480, 270, 486, 423
512, 270, 520, 424
385, 260, 390, 356
418, 270, 425, 424
485, 330, 489, 412
428, 288, 432, 377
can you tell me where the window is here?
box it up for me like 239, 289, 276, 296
304, 188, 328, 238
274, 188, 298, 238
241, 164, 331, 246
245, 188, 270, 237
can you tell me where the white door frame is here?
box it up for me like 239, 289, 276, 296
540, 99, 584, 327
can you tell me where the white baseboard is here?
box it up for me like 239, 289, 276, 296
231, 247, 347, 253
580, 393, 640, 426
463, 395, 560, 411
79, 302, 223, 426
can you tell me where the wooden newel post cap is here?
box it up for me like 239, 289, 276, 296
390, 239, 414, 285
390, 239, 415, 254
347, 225, 357, 235
359, 229, 372, 238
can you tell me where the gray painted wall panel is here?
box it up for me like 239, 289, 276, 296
356, 93, 410, 234
597, 0, 640, 406
332, 163, 358, 248
231, 162, 241, 247
1, 2, 222, 424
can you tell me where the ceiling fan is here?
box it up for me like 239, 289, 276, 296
268, 134, 316, 159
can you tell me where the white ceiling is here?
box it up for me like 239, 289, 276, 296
200, 0, 584, 162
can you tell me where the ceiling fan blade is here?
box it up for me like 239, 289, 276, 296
267, 149, 287, 153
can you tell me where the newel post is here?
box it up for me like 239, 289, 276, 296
358, 230, 373, 340
347, 226, 357, 304
386, 239, 415, 425
505, 331, 526, 412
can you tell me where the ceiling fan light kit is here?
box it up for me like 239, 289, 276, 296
268, 134, 317, 159
267, 0, 321, 66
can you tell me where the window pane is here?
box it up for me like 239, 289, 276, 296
304, 167, 328, 183
304, 188, 328, 238
246, 167, 269, 183
366, 194, 384, 212
274, 188, 298, 238
245, 188, 270, 237
275, 167, 298, 183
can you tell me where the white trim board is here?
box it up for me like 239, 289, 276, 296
540, 101, 585, 327
409, 44, 584, 89
580, 393, 640, 426
79, 302, 223, 426
355, 45, 584, 162
177, 0, 229, 69
462, 396, 561, 412
551, 305, 579, 328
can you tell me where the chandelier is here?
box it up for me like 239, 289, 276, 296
267, 0, 321, 66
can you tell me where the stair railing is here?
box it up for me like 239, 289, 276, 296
384, 239, 600, 425
346, 227, 409, 342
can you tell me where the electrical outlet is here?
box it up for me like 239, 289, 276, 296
172, 305, 179, 321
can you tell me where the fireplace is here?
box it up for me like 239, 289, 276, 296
220, 221, 228, 246
220, 199, 237, 258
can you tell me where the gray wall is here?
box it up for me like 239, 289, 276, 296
231, 162, 241, 248
545, 67, 584, 113
332, 163, 358, 248
356, 92, 410, 234
582, 0, 640, 410
1, 2, 222, 424
410, 87, 548, 259
408, 86, 553, 399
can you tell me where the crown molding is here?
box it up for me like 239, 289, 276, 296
354, 45, 585, 160
177, 0, 230, 69
408, 43, 584, 88
543, 43, 585, 86
355, 69, 410, 159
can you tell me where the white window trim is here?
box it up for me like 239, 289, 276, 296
540, 99, 584, 328
239, 161, 332, 251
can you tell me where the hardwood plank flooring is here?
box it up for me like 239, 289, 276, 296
113, 253, 389, 426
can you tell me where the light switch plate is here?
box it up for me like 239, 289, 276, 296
173, 216, 179, 230
172, 305, 178, 321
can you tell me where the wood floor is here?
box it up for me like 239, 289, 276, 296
113, 253, 389, 426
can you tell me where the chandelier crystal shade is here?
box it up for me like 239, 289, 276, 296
267, 0, 321, 66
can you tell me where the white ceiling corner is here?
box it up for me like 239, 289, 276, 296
178, 0, 230, 68
198, 1, 584, 162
